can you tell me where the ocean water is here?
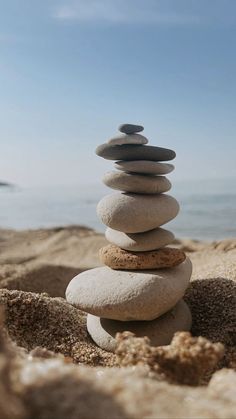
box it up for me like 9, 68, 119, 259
0, 178, 235, 240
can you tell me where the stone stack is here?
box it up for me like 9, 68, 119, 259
66, 124, 192, 352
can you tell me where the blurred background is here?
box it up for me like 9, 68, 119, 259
1, 0, 236, 240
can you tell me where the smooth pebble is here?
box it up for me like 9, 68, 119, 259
96, 144, 176, 161
66, 258, 192, 321
115, 160, 175, 175
97, 192, 179, 233
87, 300, 192, 352
105, 227, 175, 252
102, 171, 171, 194
119, 123, 144, 134
107, 133, 148, 146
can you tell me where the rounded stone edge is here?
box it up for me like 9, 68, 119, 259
96, 193, 180, 233
95, 144, 176, 162
107, 133, 148, 146
102, 171, 171, 194
114, 161, 175, 175
87, 300, 192, 353
118, 123, 144, 134
105, 227, 175, 252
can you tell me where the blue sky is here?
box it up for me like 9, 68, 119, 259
0, 0, 236, 186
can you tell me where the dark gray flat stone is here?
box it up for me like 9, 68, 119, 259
96, 143, 176, 161
119, 123, 144, 134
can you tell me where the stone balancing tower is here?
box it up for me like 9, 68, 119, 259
66, 124, 192, 352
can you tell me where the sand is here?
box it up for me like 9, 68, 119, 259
0, 225, 236, 418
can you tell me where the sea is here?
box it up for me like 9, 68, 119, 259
0, 177, 235, 241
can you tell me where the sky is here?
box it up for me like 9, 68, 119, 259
0, 0, 236, 186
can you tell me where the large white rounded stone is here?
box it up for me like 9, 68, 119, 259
115, 160, 175, 175
97, 192, 179, 233
102, 171, 171, 194
105, 227, 175, 252
87, 300, 192, 352
107, 133, 148, 146
65, 258, 192, 321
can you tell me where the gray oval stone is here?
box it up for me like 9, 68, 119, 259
87, 300, 192, 352
105, 227, 175, 251
65, 258, 192, 321
115, 160, 175, 175
119, 123, 144, 134
102, 171, 171, 194
96, 144, 176, 161
107, 133, 148, 146
97, 192, 179, 233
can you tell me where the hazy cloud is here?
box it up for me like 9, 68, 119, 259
53, 0, 201, 25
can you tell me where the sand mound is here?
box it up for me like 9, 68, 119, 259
0, 289, 114, 367
0, 226, 236, 418
0, 322, 235, 419
0, 263, 81, 297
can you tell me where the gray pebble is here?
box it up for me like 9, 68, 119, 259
105, 227, 175, 251
119, 123, 144, 134
96, 144, 176, 161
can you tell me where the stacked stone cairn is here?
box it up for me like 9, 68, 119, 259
66, 124, 192, 352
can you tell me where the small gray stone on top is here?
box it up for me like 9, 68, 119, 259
107, 133, 148, 146
119, 123, 144, 134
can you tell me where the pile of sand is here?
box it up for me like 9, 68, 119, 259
0, 226, 236, 418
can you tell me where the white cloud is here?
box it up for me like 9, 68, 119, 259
53, 0, 200, 25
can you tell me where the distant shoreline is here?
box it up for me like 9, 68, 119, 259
0, 181, 14, 187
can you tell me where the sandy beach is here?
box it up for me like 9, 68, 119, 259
0, 225, 235, 418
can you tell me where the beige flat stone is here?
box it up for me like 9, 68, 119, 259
115, 160, 175, 175
87, 300, 192, 352
102, 171, 171, 194
66, 258, 192, 321
97, 192, 179, 233
107, 133, 148, 146
99, 245, 186, 270
105, 227, 175, 252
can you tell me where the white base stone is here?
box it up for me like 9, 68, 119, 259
87, 300, 192, 352
66, 258, 192, 321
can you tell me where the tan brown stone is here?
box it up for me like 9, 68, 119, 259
99, 245, 186, 270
